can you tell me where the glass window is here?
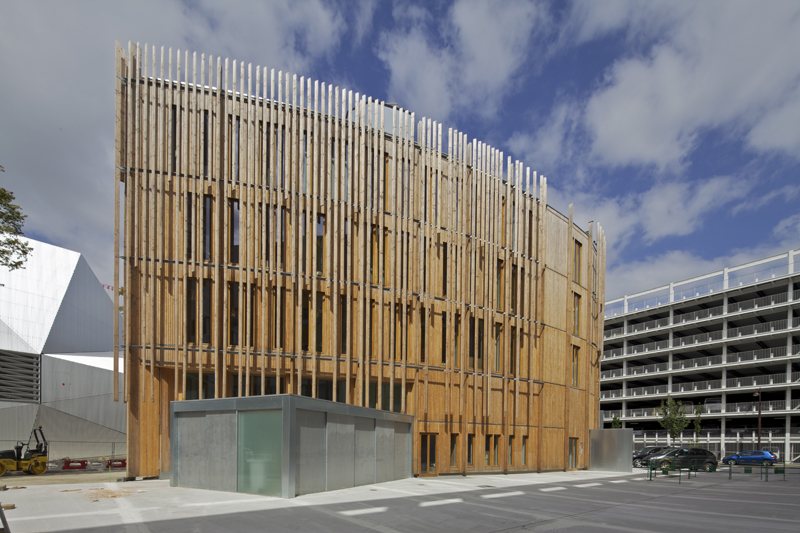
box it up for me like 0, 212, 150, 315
237, 410, 282, 496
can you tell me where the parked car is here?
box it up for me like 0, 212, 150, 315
632, 446, 669, 468
645, 447, 718, 471
721, 450, 777, 466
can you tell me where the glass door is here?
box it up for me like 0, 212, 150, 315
420, 434, 437, 476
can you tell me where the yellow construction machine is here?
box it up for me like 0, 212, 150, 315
0, 426, 48, 476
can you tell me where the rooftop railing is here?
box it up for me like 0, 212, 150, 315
673, 279, 725, 301
728, 292, 787, 313
728, 264, 789, 287
727, 318, 787, 338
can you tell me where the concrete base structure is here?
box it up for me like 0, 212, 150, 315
170, 394, 413, 498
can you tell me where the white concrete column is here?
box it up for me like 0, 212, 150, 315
723, 267, 729, 290
786, 415, 792, 463
721, 416, 727, 458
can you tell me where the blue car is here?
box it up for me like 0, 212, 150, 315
721, 450, 777, 466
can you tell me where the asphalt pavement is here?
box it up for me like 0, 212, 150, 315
1, 467, 798, 532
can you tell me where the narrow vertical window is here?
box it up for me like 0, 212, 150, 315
316, 215, 325, 275
171, 105, 178, 174
467, 434, 474, 467
477, 318, 484, 372
450, 434, 458, 467
229, 282, 239, 346
511, 265, 517, 313
494, 435, 499, 466
203, 110, 209, 177
340, 295, 347, 354
229, 199, 240, 264
441, 313, 447, 365
186, 194, 193, 259
485, 435, 491, 466
420, 308, 426, 363
494, 323, 502, 373
186, 279, 197, 344
454, 313, 461, 368
301, 290, 310, 351
202, 279, 211, 344
315, 292, 324, 352
301, 216, 307, 274
510, 326, 516, 375
203, 195, 213, 261
496, 259, 504, 310
509, 435, 514, 466
572, 345, 579, 387
574, 240, 582, 284
468, 317, 475, 370
234, 116, 240, 181
442, 243, 448, 296
573, 293, 581, 336
522, 436, 528, 466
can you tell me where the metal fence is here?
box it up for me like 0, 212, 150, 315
0, 440, 126, 463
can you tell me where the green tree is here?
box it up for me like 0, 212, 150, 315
692, 404, 703, 444
0, 165, 33, 272
611, 414, 622, 428
658, 397, 689, 444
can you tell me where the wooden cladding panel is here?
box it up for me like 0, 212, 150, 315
114, 43, 606, 477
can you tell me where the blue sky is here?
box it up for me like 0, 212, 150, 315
1, 0, 799, 300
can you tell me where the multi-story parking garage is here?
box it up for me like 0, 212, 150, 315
601, 249, 800, 462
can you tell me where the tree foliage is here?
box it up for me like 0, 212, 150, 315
0, 166, 33, 271
658, 397, 689, 442
611, 414, 622, 428
693, 404, 703, 443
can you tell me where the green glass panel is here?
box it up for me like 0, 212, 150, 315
238, 410, 282, 496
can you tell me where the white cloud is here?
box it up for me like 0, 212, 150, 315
352, 0, 378, 46
507, 102, 580, 172
377, 0, 542, 122
577, 0, 800, 169
0, 0, 347, 287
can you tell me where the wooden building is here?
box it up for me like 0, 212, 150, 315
113, 43, 607, 478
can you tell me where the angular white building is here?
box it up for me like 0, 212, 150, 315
0, 239, 125, 461
601, 249, 800, 462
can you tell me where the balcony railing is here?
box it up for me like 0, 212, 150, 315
672, 354, 723, 370
726, 372, 788, 388
604, 399, 800, 419
600, 389, 623, 399
726, 346, 787, 364
600, 368, 625, 380
673, 330, 723, 347
727, 318, 787, 338
627, 361, 669, 376
674, 305, 724, 324
627, 317, 670, 334
602, 347, 624, 359
627, 339, 670, 355
728, 292, 787, 313
728, 264, 789, 288
671, 379, 722, 393
623, 384, 669, 398
604, 326, 625, 339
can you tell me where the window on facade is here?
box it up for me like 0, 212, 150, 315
494, 323, 502, 373
573, 293, 581, 336
450, 434, 458, 467
574, 239, 582, 284
509, 435, 514, 466
510, 326, 516, 375
468, 317, 475, 369
572, 345, 579, 387
229, 282, 239, 346
186, 279, 197, 344
339, 295, 347, 354
442, 243, 448, 296
301, 290, 310, 351
496, 259, 504, 310
315, 292, 323, 353
203, 110, 209, 177
229, 199, 240, 264
477, 319, 484, 372
203, 195, 213, 261
441, 312, 447, 365
202, 279, 211, 344
485, 435, 499, 466
454, 313, 461, 368
420, 308, 426, 364
467, 434, 474, 467
522, 436, 528, 466
511, 265, 517, 313
186, 193, 194, 260
316, 215, 325, 275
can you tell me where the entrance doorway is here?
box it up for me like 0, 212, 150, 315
420, 434, 437, 476
568, 437, 578, 470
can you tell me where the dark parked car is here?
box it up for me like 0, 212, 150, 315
645, 447, 718, 471
721, 450, 777, 466
632, 446, 669, 468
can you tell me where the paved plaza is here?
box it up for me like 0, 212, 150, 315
1, 468, 798, 532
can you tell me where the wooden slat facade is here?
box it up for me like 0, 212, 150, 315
114, 43, 607, 478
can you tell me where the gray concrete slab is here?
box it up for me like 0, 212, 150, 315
2, 469, 798, 532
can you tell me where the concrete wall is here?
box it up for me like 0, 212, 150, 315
171, 395, 413, 498
589, 428, 633, 472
